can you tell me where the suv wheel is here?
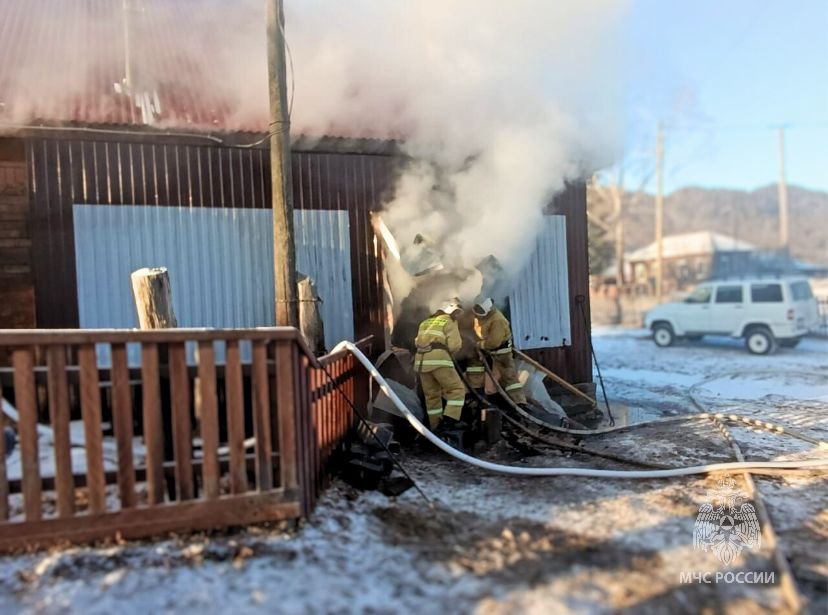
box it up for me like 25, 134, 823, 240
745, 327, 776, 355
653, 323, 675, 348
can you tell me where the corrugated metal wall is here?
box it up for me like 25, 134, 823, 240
522, 183, 592, 384
509, 215, 571, 348
26, 133, 592, 382
73, 205, 354, 348
27, 135, 392, 351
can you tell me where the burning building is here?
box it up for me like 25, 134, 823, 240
0, 0, 601, 387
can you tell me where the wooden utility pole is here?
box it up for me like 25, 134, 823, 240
267, 0, 299, 327
612, 167, 625, 285
654, 124, 665, 300
777, 126, 789, 252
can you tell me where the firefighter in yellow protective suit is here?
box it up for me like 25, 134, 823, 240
414, 300, 466, 430
466, 298, 527, 405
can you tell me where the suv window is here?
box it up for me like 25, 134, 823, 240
790, 281, 813, 301
685, 286, 712, 304
715, 285, 743, 303
751, 283, 783, 303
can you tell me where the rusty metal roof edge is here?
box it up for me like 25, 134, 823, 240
0, 121, 403, 155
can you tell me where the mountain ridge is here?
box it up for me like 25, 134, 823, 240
617, 183, 828, 264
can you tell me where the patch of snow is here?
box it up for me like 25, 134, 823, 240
697, 373, 828, 402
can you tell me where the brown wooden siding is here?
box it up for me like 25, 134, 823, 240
0, 138, 34, 331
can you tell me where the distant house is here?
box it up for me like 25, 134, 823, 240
626, 231, 756, 293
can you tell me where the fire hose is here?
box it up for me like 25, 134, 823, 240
481, 352, 828, 449
449, 354, 665, 469
332, 341, 828, 478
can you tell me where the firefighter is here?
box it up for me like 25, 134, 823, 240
414, 299, 466, 430
468, 298, 527, 405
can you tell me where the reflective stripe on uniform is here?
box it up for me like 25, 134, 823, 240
445, 399, 464, 406
490, 347, 513, 355
427, 408, 443, 415
416, 359, 455, 368
421, 329, 447, 339
420, 316, 449, 330
505, 382, 524, 392
465, 366, 485, 373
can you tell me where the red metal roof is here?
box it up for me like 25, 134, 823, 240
0, 1, 271, 133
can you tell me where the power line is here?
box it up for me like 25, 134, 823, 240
665, 121, 828, 133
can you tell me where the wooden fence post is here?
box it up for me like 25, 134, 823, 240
275, 341, 299, 493
130, 267, 177, 329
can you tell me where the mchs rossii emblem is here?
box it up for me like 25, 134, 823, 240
693, 478, 761, 566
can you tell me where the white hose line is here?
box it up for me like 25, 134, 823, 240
332, 341, 828, 479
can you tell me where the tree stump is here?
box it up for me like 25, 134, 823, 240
131, 267, 177, 329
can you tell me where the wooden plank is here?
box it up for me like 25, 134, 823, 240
0, 327, 312, 349
168, 342, 193, 501
300, 356, 315, 509
78, 344, 106, 515
0, 375, 8, 520
225, 340, 247, 494
324, 367, 332, 462
275, 341, 298, 491
140, 343, 165, 505
251, 341, 273, 491
311, 367, 322, 489
110, 344, 136, 509
0, 491, 300, 553
197, 341, 220, 499
13, 347, 41, 521
293, 350, 308, 514
46, 346, 74, 517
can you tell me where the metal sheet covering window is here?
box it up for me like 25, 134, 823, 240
508, 215, 571, 349
73, 205, 355, 350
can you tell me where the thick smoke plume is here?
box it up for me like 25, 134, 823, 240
287, 0, 628, 303
1, 0, 627, 306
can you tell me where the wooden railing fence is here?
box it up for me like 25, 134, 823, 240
0, 328, 369, 551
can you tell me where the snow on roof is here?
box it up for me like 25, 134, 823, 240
626, 231, 755, 262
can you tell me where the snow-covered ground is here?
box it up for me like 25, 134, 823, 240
1, 329, 826, 614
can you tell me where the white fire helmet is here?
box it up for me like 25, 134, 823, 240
473, 297, 494, 317
435, 298, 463, 316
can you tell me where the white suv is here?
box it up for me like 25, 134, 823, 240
644, 277, 819, 354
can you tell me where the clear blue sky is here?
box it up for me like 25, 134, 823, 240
622, 0, 828, 194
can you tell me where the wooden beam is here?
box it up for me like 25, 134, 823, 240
46, 346, 74, 517
13, 348, 40, 521
78, 344, 106, 514
197, 341, 220, 500
0, 491, 300, 553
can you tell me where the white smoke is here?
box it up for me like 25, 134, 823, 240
287, 0, 629, 294
1, 0, 628, 304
